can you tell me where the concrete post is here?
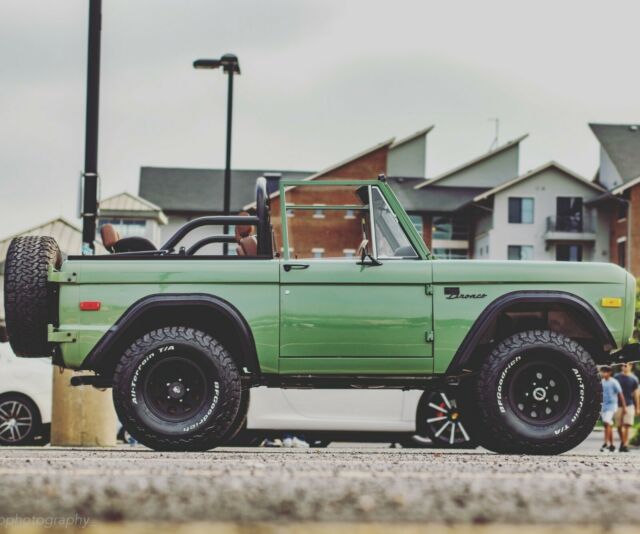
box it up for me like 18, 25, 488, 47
50, 367, 117, 447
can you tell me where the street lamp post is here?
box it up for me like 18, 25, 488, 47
193, 54, 241, 255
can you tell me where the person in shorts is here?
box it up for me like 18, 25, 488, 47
600, 365, 625, 452
614, 363, 639, 452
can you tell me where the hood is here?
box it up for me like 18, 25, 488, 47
432, 260, 628, 285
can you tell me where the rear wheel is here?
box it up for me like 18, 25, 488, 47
0, 394, 42, 446
113, 327, 243, 451
474, 330, 600, 455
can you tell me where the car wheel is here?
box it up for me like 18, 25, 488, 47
0, 394, 42, 446
413, 388, 477, 448
475, 329, 600, 455
4, 236, 61, 357
112, 326, 243, 451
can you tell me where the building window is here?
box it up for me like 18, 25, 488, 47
618, 240, 627, 268
508, 245, 534, 260
508, 197, 534, 224
618, 202, 628, 221
432, 215, 468, 240
313, 204, 325, 219
311, 248, 324, 258
556, 197, 583, 232
343, 248, 356, 258
344, 209, 356, 219
433, 248, 468, 259
409, 215, 424, 235
556, 244, 582, 262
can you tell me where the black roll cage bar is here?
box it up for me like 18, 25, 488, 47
91, 177, 273, 258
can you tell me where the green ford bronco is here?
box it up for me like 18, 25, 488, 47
4, 177, 639, 453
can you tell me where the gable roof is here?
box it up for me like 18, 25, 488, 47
473, 161, 605, 202
100, 192, 168, 224
0, 217, 105, 265
590, 123, 640, 188
243, 137, 395, 210
140, 167, 312, 214
388, 177, 488, 212
389, 126, 434, 150
414, 134, 528, 190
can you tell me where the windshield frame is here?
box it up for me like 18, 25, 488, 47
279, 179, 430, 261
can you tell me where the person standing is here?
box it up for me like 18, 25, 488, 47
600, 365, 625, 452
614, 363, 639, 452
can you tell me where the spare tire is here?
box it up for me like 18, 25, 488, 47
4, 236, 62, 357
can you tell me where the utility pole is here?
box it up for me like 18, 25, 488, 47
51, 0, 116, 448
81, 0, 101, 255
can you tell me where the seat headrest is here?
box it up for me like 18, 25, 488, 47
100, 224, 120, 250
235, 211, 253, 241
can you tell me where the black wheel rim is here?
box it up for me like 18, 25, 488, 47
506, 357, 573, 425
0, 400, 33, 443
143, 356, 210, 422
424, 391, 472, 446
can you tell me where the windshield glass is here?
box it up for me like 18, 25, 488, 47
371, 187, 418, 258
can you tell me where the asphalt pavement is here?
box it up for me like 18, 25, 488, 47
0, 430, 638, 532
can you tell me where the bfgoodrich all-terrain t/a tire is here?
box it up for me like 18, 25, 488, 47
112, 327, 243, 451
474, 330, 601, 455
4, 236, 62, 357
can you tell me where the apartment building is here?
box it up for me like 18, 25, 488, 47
589, 123, 640, 275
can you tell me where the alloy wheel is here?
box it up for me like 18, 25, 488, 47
424, 390, 472, 446
0, 399, 34, 444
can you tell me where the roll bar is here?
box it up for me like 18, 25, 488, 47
161, 177, 272, 256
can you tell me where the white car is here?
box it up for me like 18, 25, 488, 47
239, 386, 476, 448
0, 342, 52, 445
0, 343, 475, 448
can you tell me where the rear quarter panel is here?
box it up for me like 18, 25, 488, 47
56, 258, 280, 372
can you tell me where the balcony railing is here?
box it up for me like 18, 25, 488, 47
545, 214, 596, 234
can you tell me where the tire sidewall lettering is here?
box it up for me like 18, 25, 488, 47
497, 355, 521, 414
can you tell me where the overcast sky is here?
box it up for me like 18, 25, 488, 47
1, 0, 639, 236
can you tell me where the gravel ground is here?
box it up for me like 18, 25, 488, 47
0, 432, 638, 528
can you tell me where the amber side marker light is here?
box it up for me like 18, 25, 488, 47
80, 301, 101, 311
601, 297, 623, 308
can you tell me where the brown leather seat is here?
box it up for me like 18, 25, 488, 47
235, 211, 257, 256
101, 224, 120, 252
100, 223, 157, 253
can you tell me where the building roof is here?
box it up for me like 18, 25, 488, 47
243, 138, 395, 210
140, 167, 313, 214
388, 177, 489, 213
0, 217, 106, 271
590, 123, 640, 188
414, 134, 529, 189
389, 126, 434, 150
100, 192, 168, 224
473, 161, 605, 202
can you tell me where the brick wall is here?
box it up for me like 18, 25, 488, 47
270, 145, 389, 258
630, 185, 640, 276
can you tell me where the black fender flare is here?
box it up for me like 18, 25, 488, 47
445, 290, 615, 374
80, 293, 260, 375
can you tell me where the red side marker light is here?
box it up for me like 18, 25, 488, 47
80, 301, 101, 311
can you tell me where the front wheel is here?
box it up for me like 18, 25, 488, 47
474, 330, 600, 455
113, 327, 243, 451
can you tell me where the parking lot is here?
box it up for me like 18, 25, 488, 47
0, 432, 637, 532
